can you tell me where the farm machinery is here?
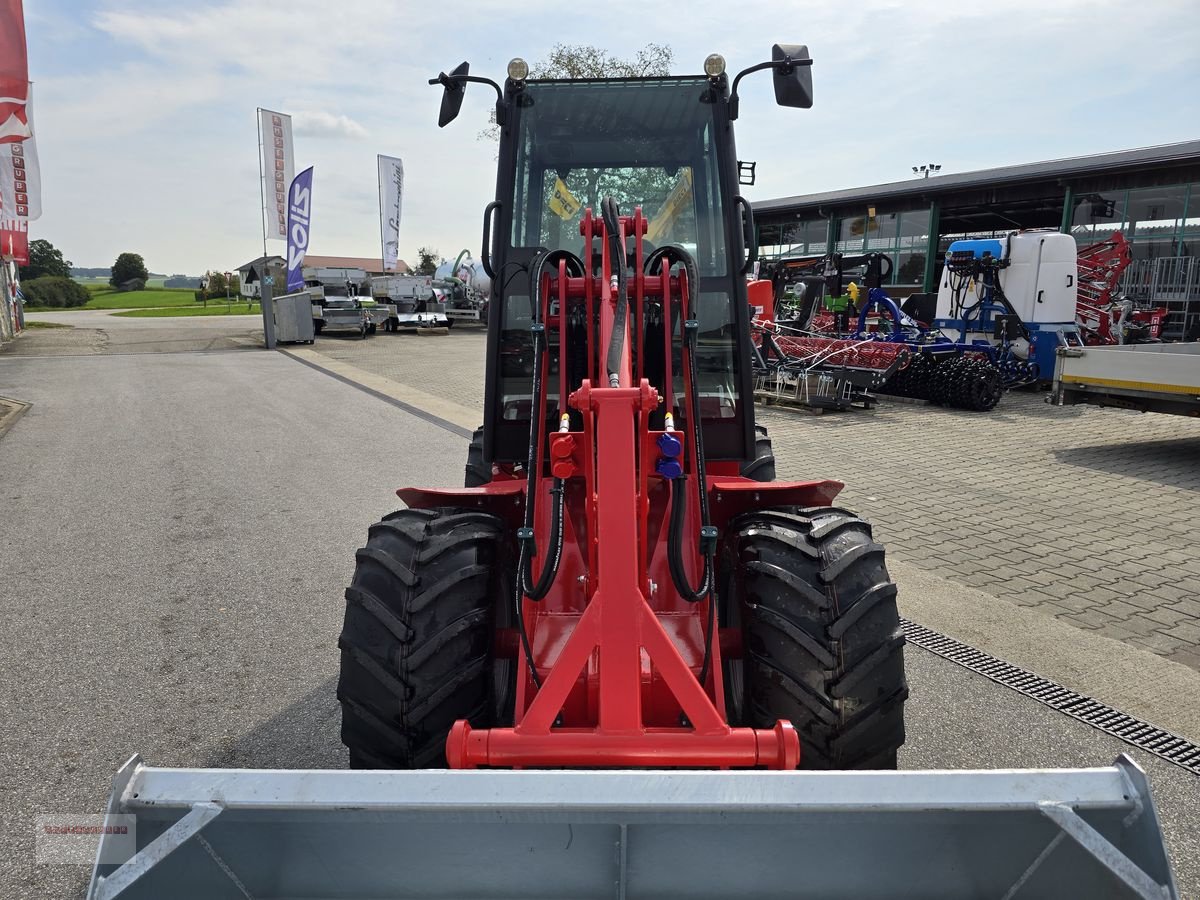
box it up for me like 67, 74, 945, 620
758, 233, 1096, 410
1076, 231, 1166, 346
87, 49, 1178, 900
754, 251, 1017, 411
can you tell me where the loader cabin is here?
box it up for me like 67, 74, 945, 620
433, 49, 812, 466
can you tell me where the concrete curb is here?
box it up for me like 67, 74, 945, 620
0, 395, 31, 440
893, 558, 1200, 743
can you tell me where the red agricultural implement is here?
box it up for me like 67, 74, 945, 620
1077, 231, 1166, 345
87, 50, 1179, 900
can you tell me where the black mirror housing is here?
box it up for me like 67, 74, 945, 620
771, 44, 813, 109
437, 61, 470, 128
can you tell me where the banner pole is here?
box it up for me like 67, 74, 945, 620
256, 108, 276, 349
376, 155, 387, 273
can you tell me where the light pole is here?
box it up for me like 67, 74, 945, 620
912, 163, 942, 179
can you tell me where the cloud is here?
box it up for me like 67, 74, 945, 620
26, 0, 1200, 273
292, 111, 368, 140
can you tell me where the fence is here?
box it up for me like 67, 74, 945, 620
1120, 256, 1200, 339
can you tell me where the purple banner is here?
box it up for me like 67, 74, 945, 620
286, 166, 313, 293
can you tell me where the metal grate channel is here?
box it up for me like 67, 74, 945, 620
901, 618, 1200, 776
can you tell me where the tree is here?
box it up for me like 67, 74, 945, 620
535, 42, 673, 79
478, 43, 674, 141
19, 239, 72, 280
415, 247, 441, 276
110, 252, 149, 290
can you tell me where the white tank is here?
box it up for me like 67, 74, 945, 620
936, 231, 1077, 325
434, 255, 491, 296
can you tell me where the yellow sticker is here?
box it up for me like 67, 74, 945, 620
548, 177, 581, 221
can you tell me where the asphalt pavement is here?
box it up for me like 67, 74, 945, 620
0, 336, 1196, 898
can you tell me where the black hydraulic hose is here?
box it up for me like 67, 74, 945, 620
668, 479, 712, 601
601, 197, 628, 387
512, 249, 583, 687
513, 577, 542, 689
516, 249, 580, 602
645, 244, 718, 684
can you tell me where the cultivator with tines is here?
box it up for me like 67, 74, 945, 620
754, 330, 909, 410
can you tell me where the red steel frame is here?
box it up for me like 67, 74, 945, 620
402, 208, 844, 770
1076, 232, 1166, 344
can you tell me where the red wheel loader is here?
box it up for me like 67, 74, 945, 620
88, 48, 1178, 900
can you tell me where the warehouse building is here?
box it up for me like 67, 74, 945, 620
753, 140, 1200, 338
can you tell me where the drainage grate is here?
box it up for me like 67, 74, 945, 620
901, 618, 1200, 776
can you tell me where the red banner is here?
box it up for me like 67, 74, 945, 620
1, 219, 28, 264
0, 0, 29, 144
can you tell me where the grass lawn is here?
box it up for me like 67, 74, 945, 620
86, 288, 199, 309
23, 320, 71, 328
76, 276, 167, 288
113, 304, 260, 318
26, 288, 203, 312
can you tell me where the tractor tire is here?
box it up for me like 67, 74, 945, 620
728, 507, 907, 769
739, 424, 776, 482
337, 507, 508, 768
464, 426, 491, 487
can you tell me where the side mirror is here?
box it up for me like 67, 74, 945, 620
771, 44, 813, 109
436, 61, 470, 128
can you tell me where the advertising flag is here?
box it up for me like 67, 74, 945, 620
0, 0, 30, 144
0, 1, 39, 227
286, 167, 313, 293
0, 218, 27, 264
377, 155, 403, 271
0, 83, 39, 222
260, 109, 294, 241
548, 177, 581, 221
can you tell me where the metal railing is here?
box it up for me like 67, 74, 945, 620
1120, 256, 1200, 338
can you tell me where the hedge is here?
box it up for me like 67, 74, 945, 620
21, 276, 92, 308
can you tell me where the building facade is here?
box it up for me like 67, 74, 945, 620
753, 140, 1200, 338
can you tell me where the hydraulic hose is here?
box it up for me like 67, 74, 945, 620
649, 246, 718, 686
601, 197, 628, 387
517, 249, 582, 601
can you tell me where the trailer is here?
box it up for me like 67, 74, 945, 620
370, 274, 451, 330
311, 296, 371, 339
1053, 341, 1200, 417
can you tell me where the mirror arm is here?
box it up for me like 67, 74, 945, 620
729, 56, 813, 120
427, 72, 509, 124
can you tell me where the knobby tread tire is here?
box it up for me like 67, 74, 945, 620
465, 426, 490, 487
730, 506, 907, 769
740, 424, 776, 482
337, 507, 505, 768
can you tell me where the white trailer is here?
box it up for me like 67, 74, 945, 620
1052, 341, 1200, 417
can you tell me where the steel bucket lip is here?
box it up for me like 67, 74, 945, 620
89, 755, 1178, 900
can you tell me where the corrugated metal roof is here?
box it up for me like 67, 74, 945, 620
753, 139, 1200, 214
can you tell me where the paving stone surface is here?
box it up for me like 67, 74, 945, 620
311, 329, 1200, 670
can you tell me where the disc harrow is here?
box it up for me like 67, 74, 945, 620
879, 351, 1005, 412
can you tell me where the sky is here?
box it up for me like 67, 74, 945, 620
22, 0, 1200, 274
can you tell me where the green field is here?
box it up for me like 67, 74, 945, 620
75, 275, 167, 288
85, 288, 199, 309
113, 304, 259, 318
25, 287, 203, 312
